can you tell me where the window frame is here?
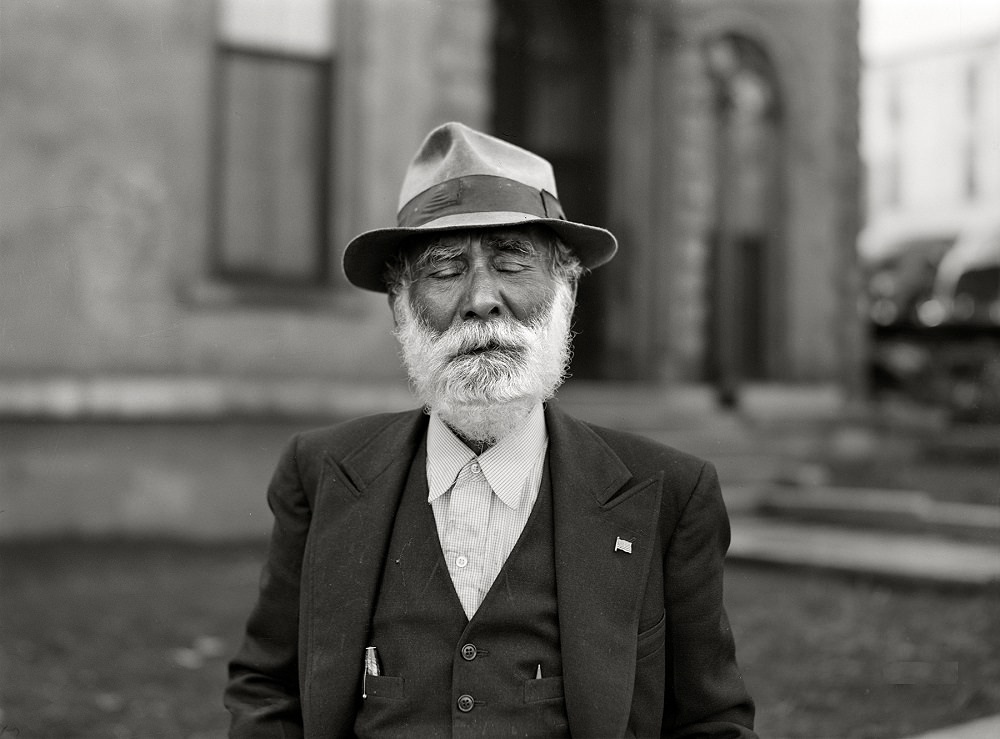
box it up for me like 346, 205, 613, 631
207, 39, 335, 292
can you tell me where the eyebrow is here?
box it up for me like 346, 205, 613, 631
411, 240, 466, 271
483, 235, 538, 257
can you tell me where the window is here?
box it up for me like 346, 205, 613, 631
885, 76, 901, 207
212, 0, 335, 287
963, 61, 979, 200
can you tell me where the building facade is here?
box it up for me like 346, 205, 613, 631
861, 28, 1000, 258
0, 0, 862, 537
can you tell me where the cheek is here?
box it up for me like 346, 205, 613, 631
408, 284, 456, 334
507, 278, 559, 323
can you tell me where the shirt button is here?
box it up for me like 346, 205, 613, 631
461, 643, 477, 661
455, 555, 469, 568
470, 463, 481, 474
457, 694, 475, 712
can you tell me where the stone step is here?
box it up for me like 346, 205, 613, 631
552, 383, 733, 432
751, 486, 1000, 542
918, 424, 1000, 464
728, 517, 1000, 587
903, 713, 1000, 739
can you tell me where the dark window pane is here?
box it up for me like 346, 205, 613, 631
216, 51, 329, 283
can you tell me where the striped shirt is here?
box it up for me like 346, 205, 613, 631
426, 404, 548, 619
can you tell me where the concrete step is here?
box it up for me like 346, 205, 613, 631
728, 517, 1000, 587
919, 424, 1000, 463
553, 383, 731, 432
750, 486, 1000, 542
903, 713, 1000, 739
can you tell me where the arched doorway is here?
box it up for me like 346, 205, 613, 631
703, 33, 784, 405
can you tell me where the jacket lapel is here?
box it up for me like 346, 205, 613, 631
547, 405, 664, 739
301, 410, 429, 738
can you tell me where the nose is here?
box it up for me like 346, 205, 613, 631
460, 263, 505, 320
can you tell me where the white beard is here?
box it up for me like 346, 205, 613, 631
393, 281, 576, 445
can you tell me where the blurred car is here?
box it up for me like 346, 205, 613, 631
862, 233, 956, 327
919, 217, 1000, 327
864, 218, 1000, 421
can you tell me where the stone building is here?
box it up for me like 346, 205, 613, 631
861, 26, 1000, 261
496, 0, 864, 393
0, 0, 862, 537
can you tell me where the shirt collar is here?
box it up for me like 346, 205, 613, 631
426, 404, 548, 510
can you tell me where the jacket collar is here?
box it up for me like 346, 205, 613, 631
334, 409, 429, 495
544, 403, 633, 504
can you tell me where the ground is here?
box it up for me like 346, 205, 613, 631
1, 539, 998, 739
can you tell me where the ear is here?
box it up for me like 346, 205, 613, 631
388, 292, 401, 328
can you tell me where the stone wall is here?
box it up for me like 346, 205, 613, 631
0, 0, 493, 383
661, 0, 863, 385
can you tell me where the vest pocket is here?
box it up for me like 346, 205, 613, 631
523, 675, 564, 703
363, 674, 406, 700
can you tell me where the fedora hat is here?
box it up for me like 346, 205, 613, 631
342, 121, 618, 292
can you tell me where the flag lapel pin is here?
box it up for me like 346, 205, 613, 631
614, 536, 633, 554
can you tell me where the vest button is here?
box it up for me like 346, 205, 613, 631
457, 694, 475, 712
461, 643, 477, 661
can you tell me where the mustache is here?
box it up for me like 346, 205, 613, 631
427, 316, 536, 360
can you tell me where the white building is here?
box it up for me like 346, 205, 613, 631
861, 29, 1000, 259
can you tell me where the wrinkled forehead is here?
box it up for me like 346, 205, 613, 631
403, 224, 555, 263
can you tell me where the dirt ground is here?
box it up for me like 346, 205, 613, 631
1, 539, 998, 739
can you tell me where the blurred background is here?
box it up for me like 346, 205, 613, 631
1, 1, 998, 737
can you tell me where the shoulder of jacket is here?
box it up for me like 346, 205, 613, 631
289, 409, 426, 462
582, 420, 711, 482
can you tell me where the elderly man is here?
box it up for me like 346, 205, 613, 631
225, 122, 756, 738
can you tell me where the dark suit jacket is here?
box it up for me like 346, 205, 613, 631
225, 404, 756, 738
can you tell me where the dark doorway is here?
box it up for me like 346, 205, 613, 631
493, 0, 610, 378
703, 34, 784, 401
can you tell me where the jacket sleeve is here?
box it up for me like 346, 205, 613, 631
664, 461, 757, 738
224, 435, 310, 738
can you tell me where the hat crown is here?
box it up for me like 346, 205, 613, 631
342, 121, 617, 293
397, 122, 558, 212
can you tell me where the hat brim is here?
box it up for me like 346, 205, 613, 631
343, 212, 618, 293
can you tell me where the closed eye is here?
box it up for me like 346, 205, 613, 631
421, 254, 466, 278
427, 263, 464, 278
493, 258, 530, 273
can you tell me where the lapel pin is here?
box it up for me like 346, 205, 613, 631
614, 536, 633, 554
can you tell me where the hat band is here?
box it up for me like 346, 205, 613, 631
397, 174, 564, 228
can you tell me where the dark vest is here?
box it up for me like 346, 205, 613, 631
354, 443, 569, 739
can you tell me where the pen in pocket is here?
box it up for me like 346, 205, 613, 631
363, 646, 381, 698
365, 646, 381, 676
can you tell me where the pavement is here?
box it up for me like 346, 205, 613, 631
903, 714, 1000, 739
